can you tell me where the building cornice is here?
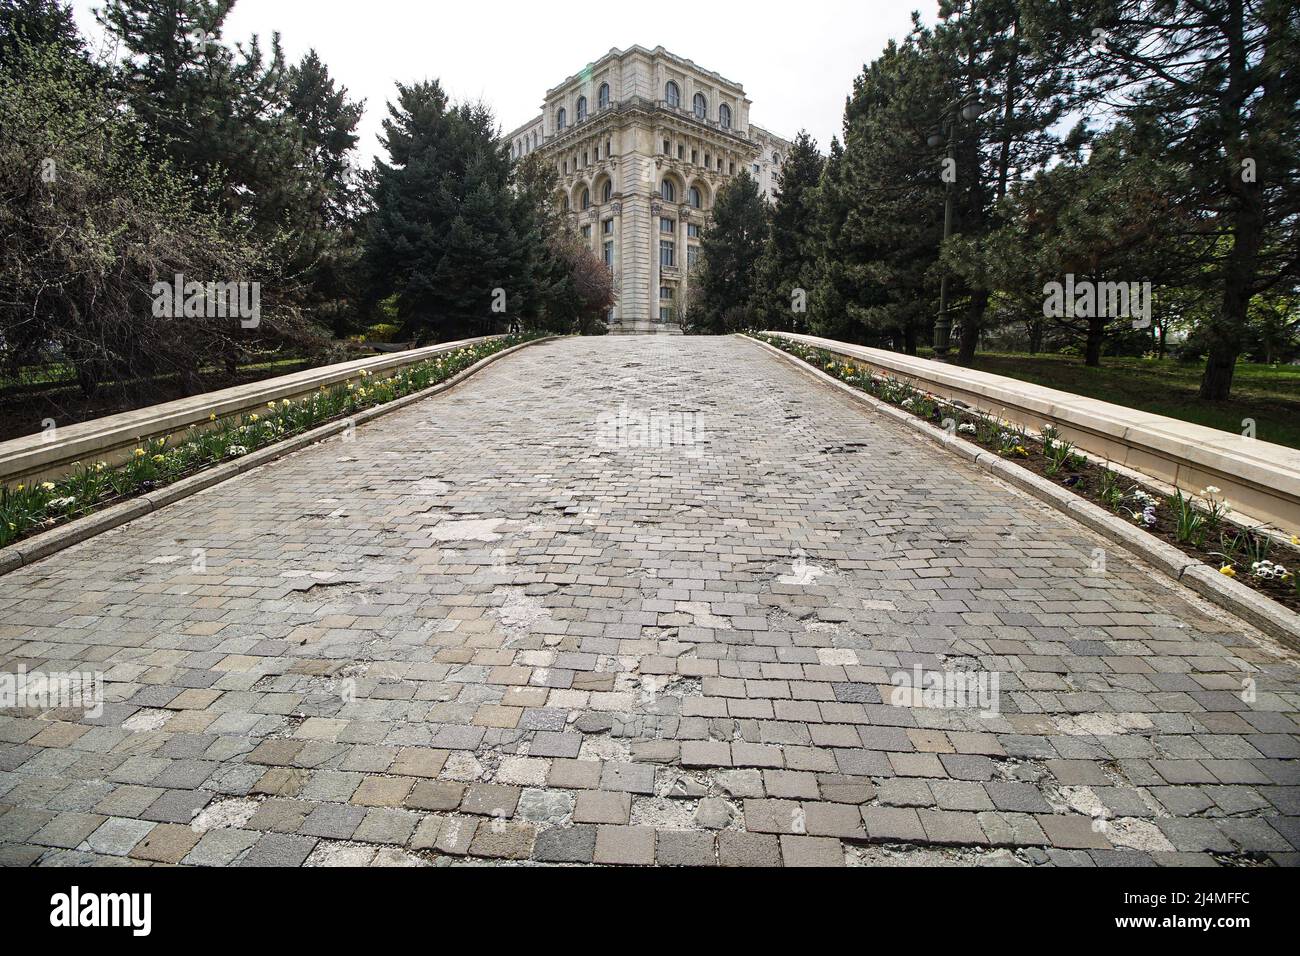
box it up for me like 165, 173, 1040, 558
543, 45, 746, 100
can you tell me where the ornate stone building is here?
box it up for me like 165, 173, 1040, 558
507, 46, 792, 333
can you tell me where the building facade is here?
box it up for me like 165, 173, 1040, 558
507, 46, 792, 333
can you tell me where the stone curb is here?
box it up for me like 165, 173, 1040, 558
742, 334, 1300, 650
0, 336, 559, 577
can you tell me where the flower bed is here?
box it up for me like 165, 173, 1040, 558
752, 332, 1300, 613
0, 335, 540, 549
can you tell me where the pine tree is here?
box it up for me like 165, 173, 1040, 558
807, 138, 866, 341
833, 33, 949, 353
1025, 0, 1300, 399
99, 1, 318, 240
364, 83, 533, 341
0, 0, 83, 59
284, 49, 365, 333
929, 0, 1080, 364
754, 131, 824, 332
692, 172, 769, 332
946, 121, 1192, 365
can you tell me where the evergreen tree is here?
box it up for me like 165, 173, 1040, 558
929, 0, 1080, 364
364, 82, 533, 341
807, 138, 866, 341
99, 1, 320, 244
0, 0, 83, 59
754, 131, 824, 332
284, 49, 366, 333
1025, 0, 1300, 398
833, 33, 949, 353
945, 121, 1192, 365
692, 172, 769, 332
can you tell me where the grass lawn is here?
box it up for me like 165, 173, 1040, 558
945, 352, 1300, 451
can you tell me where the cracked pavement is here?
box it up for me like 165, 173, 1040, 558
1, 335, 1298, 866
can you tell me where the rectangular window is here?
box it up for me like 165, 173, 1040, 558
660, 217, 675, 233
729, 161, 735, 174
691, 150, 698, 164
678, 145, 684, 160
663, 138, 670, 154
603, 241, 614, 268
687, 245, 699, 268
581, 225, 592, 239
753, 163, 761, 176
603, 219, 614, 235
660, 286, 674, 300
660, 240, 676, 268
659, 307, 673, 323
687, 223, 700, 238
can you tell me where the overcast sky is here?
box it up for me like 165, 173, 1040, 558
69, 0, 929, 163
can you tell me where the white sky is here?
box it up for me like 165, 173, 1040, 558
69, 0, 929, 163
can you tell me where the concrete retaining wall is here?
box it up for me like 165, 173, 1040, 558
1, 336, 500, 487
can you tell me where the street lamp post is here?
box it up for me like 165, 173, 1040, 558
928, 95, 990, 362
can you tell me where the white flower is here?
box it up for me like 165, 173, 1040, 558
46, 496, 77, 511
1252, 560, 1288, 580
958, 423, 977, 435
227, 445, 249, 458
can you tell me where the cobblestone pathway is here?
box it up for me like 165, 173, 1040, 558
2, 336, 1298, 867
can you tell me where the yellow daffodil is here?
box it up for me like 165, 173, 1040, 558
1292, 535, 1299, 546
1219, 565, 1236, 577
249, 414, 259, 422
134, 448, 145, 457
209, 413, 217, 422
152, 454, 165, 464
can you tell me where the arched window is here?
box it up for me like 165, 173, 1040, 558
688, 186, 702, 209
598, 83, 610, 109
532, 132, 538, 149
556, 107, 567, 131
562, 196, 570, 212
602, 180, 612, 202
581, 188, 591, 210
665, 81, 680, 108
576, 96, 587, 122
719, 104, 731, 129
773, 151, 781, 164
693, 93, 707, 120
660, 180, 676, 202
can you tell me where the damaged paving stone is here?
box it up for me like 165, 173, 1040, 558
1, 336, 1297, 870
